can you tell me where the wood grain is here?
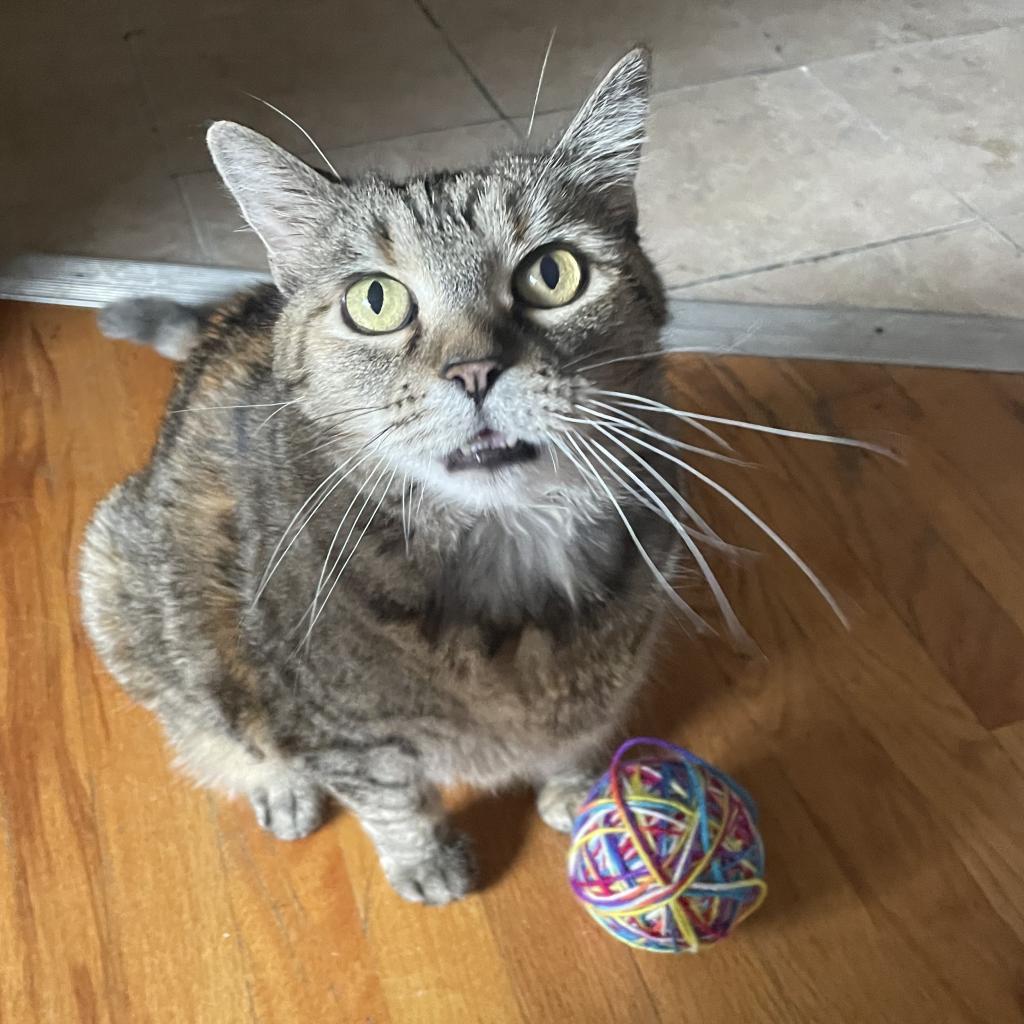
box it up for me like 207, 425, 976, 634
2, 300, 1023, 1023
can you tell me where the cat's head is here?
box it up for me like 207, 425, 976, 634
209, 48, 665, 513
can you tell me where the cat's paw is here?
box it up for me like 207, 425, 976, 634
383, 831, 476, 906
537, 774, 593, 834
249, 779, 324, 841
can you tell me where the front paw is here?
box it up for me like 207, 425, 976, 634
249, 779, 324, 841
382, 830, 477, 906
537, 774, 595, 834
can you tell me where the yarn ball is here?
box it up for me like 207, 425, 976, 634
568, 737, 767, 953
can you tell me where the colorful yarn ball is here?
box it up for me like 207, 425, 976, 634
568, 737, 767, 953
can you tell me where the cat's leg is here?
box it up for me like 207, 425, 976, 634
310, 742, 475, 905
170, 726, 325, 841
535, 748, 610, 834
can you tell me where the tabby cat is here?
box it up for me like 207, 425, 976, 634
80, 48, 685, 904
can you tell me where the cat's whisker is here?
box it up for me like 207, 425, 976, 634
597, 390, 897, 459
566, 415, 742, 556
169, 399, 300, 415
584, 396, 735, 452
308, 459, 389, 633
557, 432, 712, 636
562, 344, 623, 372
571, 404, 753, 467
253, 428, 394, 604
597, 420, 849, 626
527, 27, 558, 141
400, 472, 411, 556
302, 464, 396, 650
242, 91, 341, 180
573, 348, 714, 374
255, 398, 301, 432
576, 432, 753, 649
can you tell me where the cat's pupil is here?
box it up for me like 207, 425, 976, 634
540, 255, 560, 290
367, 280, 385, 315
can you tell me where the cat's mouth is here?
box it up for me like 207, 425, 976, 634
445, 429, 539, 472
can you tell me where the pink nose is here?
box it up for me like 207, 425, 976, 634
443, 359, 501, 404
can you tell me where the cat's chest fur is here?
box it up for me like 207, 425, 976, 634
255, 496, 665, 780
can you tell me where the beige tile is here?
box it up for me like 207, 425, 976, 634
812, 26, 1024, 216
177, 120, 518, 269
634, 68, 969, 286
898, 0, 1024, 38
676, 222, 1024, 318
4, 176, 202, 264
1, 0, 201, 262
123, 0, 496, 175
426, 0, 1024, 118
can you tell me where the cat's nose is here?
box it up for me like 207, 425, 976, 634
442, 358, 502, 406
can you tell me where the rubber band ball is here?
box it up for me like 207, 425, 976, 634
567, 737, 767, 953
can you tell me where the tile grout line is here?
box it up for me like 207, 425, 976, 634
801, 61, 1024, 261
164, 19, 1024, 180
668, 220, 979, 291
955, 197, 1024, 258
409, 0, 523, 140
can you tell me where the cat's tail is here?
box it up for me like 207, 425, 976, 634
97, 297, 205, 361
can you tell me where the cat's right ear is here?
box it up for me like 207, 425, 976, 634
207, 121, 336, 293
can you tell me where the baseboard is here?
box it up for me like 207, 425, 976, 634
3, 252, 1023, 371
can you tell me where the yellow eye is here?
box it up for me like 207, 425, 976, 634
343, 275, 414, 334
514, 248, 584, 308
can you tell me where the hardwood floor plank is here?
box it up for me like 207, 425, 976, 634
3, 303, 1024, 1023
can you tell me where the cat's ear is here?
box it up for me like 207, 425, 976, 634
207, 121, 336, 292
547, 47, 652, 200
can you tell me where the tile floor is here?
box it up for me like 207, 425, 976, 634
3, 0, 1023, 315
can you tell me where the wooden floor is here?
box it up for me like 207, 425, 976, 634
2, 300, 1023, 1024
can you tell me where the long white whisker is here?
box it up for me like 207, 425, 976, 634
570, 416, 738, 553
302, 465, 396, 648
309, 460, 388, 631
571, 405, 751, 467
558, 433, 712, 635
598, 421, 849, 626
255, 398, 300, 432
578, 432, 752, 648
169, 400, 298, 415
597, 391, 895, 458
551, 434, 604, 503
584, 397, 734, 452
252, 428, 392, 604
574, 349, 714, 374
400, 472, 411, 556
243, 91, 342, 179
563, 343, 623, 372
527, 27, 557, 140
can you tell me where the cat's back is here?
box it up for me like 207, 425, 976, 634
79, 286, 283, 702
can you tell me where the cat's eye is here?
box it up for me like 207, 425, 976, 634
514, 248, 585, 309
343, 275, 415, 334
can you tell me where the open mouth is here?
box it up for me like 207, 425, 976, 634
445, 429, 539, 472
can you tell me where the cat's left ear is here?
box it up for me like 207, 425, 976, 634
547, 47, 652, 200
207, 121, 337, 293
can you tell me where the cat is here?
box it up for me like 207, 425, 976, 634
80, 47, 684, 905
